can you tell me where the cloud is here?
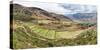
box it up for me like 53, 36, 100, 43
13, 1, 97, 15
13, 1, 72, 14
60, 4, 97, 14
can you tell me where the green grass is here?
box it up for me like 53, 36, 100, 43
79, 22, 96, 27
11, 21, 97, 49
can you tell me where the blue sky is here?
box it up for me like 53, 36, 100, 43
13, 1, 97, 15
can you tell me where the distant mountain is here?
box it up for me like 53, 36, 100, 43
65, 13, 97, 23
11, 3, 72, 22
72, 13, 96, 19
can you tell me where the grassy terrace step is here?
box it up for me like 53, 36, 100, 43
30, 25, 56, 39
45, 30, 56, 39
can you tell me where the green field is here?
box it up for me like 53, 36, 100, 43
11, 21, 97, 49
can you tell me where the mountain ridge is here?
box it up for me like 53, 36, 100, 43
12, 3, 72, 22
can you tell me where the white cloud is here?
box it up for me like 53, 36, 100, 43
13, 1, 97, 15
60, 4, 97, 14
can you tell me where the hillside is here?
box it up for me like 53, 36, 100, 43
10, 3, 97, 49
12, 4, 72, 21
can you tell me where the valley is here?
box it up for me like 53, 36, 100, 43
10, 3, 97, 49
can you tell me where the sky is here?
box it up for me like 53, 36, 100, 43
13, 1, 97, 15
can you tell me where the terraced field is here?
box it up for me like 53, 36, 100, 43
12, 20, 97, 49
13, 21, 94, 39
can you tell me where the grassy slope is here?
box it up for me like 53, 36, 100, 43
12, 21, 97, 49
